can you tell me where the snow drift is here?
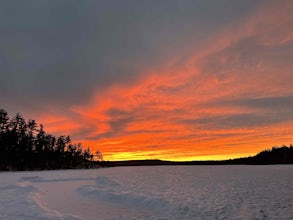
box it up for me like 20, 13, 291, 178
1, 166, 293, 219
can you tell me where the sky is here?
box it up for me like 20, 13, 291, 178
1, 0, 293, 161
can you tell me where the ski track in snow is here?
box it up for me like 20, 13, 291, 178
1, 166, 293, 220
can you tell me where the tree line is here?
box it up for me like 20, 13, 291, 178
248, 145, 293, 164
0, 109, 101, 171
1, 108, 292, 170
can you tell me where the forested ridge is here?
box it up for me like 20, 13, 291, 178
232, 145, 293, 165
0, 109, 100, 171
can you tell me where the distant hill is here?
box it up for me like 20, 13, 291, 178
229, 145, 293, 165
99, 145, 293, 167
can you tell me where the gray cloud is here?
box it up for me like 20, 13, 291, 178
0, 0, 260, 113
189, 95, 293, 130
227, 96, 293, 110
212, 96, 293, 113
186, 113, 278, 130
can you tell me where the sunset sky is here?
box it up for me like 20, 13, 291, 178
1, 0, 293, 161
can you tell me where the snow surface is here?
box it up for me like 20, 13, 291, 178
1, 165, 293, 220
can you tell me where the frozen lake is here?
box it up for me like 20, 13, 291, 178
1, 165, 293, 220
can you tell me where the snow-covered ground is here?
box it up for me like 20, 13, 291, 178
1, 165, 293, 220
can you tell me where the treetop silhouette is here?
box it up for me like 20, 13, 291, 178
0, 109, 101, 171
